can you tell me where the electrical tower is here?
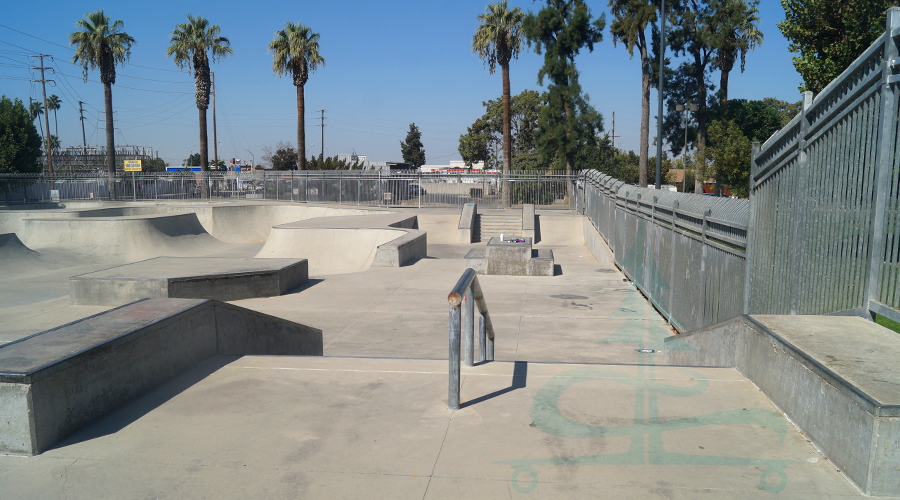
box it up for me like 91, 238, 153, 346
611, 111, 621, 150
318, 110, 326, 160
30, 54, 55, 175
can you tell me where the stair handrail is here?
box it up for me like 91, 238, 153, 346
447, 268, 495, 409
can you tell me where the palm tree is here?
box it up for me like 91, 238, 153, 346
29, 101, 44, 142
473, 0, 525, 208
46, 95, 62, 139
70, 10, 134, 190
710, 0, 763, 124
269, 21, 325, 171
609, 0, 656, 188
167, 15, 232, 172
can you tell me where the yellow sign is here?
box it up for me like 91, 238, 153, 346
124, 160, 142, 171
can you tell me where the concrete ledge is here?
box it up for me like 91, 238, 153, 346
372, 230, 427, 267
664, 314, 900, 496
582, 217, 613, 264
458, 203, 476, 243
70, 257, 308, 306
463, 248, 486, 274
522, 204, 535, 240
0, 298, 322, 456
528, 249, 554, 276
485, 236, 530, 275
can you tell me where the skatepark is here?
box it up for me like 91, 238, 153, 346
0, 197, 894, 499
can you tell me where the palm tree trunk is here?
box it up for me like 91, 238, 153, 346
638, 32, 650, 188
716, 68, 730, 195
54, 109, 58, 139
199, 107, 209, 172
693, 54, 707, 194
104, 81, 117, 200
297, 84, 306, 171
501, 62, 512, 208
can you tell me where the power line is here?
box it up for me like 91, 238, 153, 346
0, 23, 70, 51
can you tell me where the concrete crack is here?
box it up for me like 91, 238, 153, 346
422, 409, 454, 499
61, 458, 78, 500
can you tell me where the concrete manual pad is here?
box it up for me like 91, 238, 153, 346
69, 257, 308, 306
0, 356, 874, 499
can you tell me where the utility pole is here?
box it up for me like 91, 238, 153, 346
79, 101, 87, 147
611, 111, 621, 150
31, 54, 55, 176
211, 72, 218, 170
319, 109, 326, 160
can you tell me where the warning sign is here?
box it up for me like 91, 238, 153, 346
124, 160, 142, 171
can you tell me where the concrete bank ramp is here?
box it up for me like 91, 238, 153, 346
18, 212, 226, 264
256, 212, 426, 275
0, 233, 57, 278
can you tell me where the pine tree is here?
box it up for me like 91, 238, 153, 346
400, 123, 426, 168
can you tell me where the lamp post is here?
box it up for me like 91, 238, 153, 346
245, 148, 254, 168
675, 103, 697, 193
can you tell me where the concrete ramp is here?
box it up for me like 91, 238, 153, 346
256, 213, 426, 275
0, 233, 63, 278
665, 314, 900, 496
18, 213, 227, 264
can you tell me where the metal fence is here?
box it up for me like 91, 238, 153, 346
748, 7, 900, 325
0, 170, 575, 210
579, 170, 750, 333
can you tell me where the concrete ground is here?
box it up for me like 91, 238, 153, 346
0, 203, 887, 498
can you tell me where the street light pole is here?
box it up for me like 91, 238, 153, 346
245, 148, 254, 169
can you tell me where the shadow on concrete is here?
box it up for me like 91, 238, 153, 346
50, 355, 237, 451
534, 214, 541, 244
460, 360, 527, 409
553, 264, 563, 276
285, 278, 325, 295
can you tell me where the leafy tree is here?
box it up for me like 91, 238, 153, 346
723, 99, 782, 143
306, 155, 364, 170
29, 101, 44, 142
524, 0, 606, 183
762, 97, 802, 126
271, 145, 298, 170
707, 120, 752, 197
609, 0, 657, 187
46, 134, 61, 152
269, 21, 325, 171
70, 9, 135, 188
186, 152, 201, 166
668, 0, 716, 193
143, 158, 168, 172
167, 15, 232, 172
778, 0, 900, 94
709, 0, 763, 125
0, 96, 42, 174
473, 0, 526, 207
458, 89, 546, 169
46, 95, 62, 139
400, 123, 426, 168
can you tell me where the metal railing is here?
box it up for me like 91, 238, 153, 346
447, 268, 495, 410
748, 7, 900, 325
579, 170, 750, 332
0, 170, 576, 210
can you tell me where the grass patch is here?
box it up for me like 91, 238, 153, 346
875, 314, 900, 334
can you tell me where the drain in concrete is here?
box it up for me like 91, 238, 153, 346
550, 294, 588, 300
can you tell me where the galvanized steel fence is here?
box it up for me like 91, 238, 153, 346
0, 170, 575, 210
748, 7, 900, 325
579, 170, 750, 332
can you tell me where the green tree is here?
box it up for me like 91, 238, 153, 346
0, 96, 42, 174
761, 97, 802, 126
186, 152, 201, 166
709, 0, 763, 125
29, 101, 44, 142
778, 0, 900, 94
724, 99, 782, 143
167, 15, 232, 172
46, 95, 62, 139
458, 89, 546, 169
400, 123, 426, 168
143, 158, 168, 172
46, 134, 61, 152
707, 119, 752, 197
524, 0, 606, 184
458, 118, 492, 169
473, 0, 526, 207
272, 145, 298, 170
609, 0, 657, 187
70, 9, 135, 190
668, 0, 716, 193
269, 21, 325, 171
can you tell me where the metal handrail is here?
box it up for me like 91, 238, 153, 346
447, 268, 495, 410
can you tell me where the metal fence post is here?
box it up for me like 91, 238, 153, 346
864, 7, 900, 319
788, 91, 815, 315
701, 209, 711, 324
744, 142, 761, 314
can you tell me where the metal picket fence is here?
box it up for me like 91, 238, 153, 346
579, 170, 750, 333
0, 170, 575, 210
748, 7, 900, 325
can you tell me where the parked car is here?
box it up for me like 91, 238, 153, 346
409, 184, 426, 196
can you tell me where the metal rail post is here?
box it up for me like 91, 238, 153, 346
449, 301, 461, 410
464, 286, 475, 367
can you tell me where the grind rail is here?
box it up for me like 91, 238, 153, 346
447, 268, 495, 410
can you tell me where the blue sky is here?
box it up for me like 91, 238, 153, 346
0, 0, 803, 167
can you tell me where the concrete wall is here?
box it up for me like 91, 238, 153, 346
372, 231, 427, 267
582, 218, 613, 264
458, 203, 476, 244
522, 204, 535, 240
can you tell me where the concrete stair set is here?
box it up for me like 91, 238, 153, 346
475, 212, 522, 242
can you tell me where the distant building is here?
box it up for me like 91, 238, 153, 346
421, 160, 487, 173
